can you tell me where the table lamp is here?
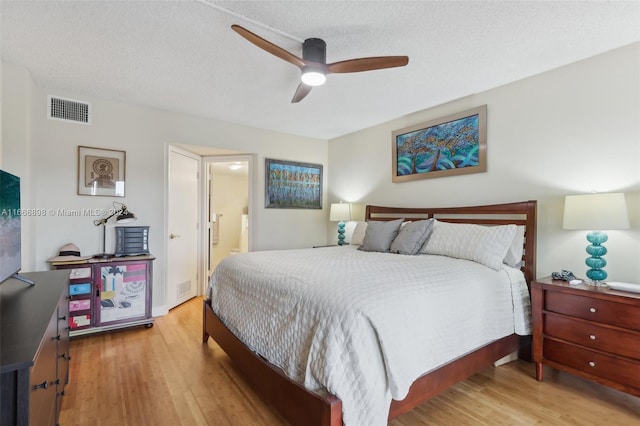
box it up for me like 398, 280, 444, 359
330, 202, 352, 246
562, 192, 629, 284
93, 202, 137, 258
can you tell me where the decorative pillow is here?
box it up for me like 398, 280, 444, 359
503, 225, 525, 268
390, 219, 434, 255
349, 221, 368, 245
358, 218, 404, 253
421, 220, 517, 270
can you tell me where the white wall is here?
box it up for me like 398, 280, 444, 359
3, 41, 639, 314
328, 43, 640, 283
1, 61, 329, 312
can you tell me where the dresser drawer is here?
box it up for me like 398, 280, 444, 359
30, 308, 59, 426
69, 267, 91, 279
69, 298, 91, 312
69, 282, 92, 296
69, 314, 91, 329
545, 314, 640, 360
545, 291, 640, 330
544, 338, 640, 391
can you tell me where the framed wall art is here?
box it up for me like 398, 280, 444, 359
78, 146, 126, 197
265, 158, 322, 209
392, 105, 487, 182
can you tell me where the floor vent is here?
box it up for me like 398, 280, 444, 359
48, 95, 91, 125
177, 280, 192, 298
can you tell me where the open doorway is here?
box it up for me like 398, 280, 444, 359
203, 155, 254, 283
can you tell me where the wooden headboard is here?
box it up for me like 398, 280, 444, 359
365, 200, 537, 285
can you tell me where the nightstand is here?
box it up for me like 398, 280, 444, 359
532, 276, 640, 397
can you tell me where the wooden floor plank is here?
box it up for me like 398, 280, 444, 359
60, 297, 640, 425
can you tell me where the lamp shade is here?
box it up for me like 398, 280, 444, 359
563, 193, 630, 230
330, 203, 352, 222
116, 206, 136, 223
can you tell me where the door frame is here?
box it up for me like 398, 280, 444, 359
200, 154, 255, 295
166, 145, 202, 307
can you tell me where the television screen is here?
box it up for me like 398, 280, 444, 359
0, 169, 21, 284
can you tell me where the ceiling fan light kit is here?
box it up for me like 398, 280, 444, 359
231, 24, 409, 103
301, 68, 326, 86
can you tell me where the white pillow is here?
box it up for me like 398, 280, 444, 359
421, 220, 517, 270
350, 221, 368, 245
503, 225, 525, 268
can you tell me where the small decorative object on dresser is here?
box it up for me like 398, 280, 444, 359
532, 276, 640, 397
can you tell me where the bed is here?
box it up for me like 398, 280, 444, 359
203, 200, 537, 426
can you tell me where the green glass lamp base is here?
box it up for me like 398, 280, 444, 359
337, 221, 346, 246
585, 230, 608, 285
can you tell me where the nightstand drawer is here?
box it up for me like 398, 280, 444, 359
545, 291, 640, 330
544, 338, 640, 390
545, 314, 640, 360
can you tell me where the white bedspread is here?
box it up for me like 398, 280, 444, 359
207, 246, 531, 426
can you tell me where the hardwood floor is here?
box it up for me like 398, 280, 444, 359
60, 297, 640, 425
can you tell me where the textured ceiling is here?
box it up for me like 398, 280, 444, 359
2, 1, 638, 140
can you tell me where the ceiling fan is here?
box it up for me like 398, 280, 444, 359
231, 24, 409, 103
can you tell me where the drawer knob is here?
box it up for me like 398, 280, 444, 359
588, 361, 596, 367
34, 381, 48, 390
589, 307, 596, 313
589, 334, 597, 340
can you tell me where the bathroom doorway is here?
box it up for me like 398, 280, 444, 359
203, 155, 253, 282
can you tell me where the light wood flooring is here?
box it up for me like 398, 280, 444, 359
60, 297, 640, 425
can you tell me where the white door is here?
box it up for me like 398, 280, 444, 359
167, 148, 199, 309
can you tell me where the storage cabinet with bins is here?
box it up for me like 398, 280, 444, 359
52, 255, 155, 336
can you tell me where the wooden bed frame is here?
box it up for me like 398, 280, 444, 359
203, 200, 537, 426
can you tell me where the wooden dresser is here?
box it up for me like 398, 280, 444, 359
532, 276, 640, 396
0, 270, 70, 426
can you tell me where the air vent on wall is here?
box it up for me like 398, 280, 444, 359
177, 280, 192, 298
47, 95, 91, 125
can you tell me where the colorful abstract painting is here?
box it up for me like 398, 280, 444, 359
265, 158, 323, 209
392, 105, 487, 182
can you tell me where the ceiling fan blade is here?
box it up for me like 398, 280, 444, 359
327, 56, 409, 74
231, 24, 305, 69
291, 83, 312, 103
